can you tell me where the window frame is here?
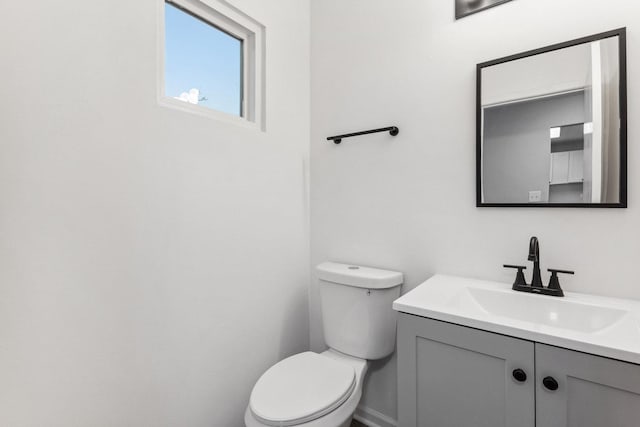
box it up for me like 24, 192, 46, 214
158, 0, 265, 130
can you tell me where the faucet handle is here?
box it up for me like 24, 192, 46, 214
547, 269, 574, 296
504, 265, 528, 289
548, 268, 575, 276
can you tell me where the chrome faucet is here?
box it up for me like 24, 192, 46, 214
528, 237, 543, 288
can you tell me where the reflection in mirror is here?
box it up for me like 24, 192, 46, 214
478, 29, 626, 207
549, 123, 585, 203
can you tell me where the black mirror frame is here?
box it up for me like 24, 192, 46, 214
476, 28, 627, 208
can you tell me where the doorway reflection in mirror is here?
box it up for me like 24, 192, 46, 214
479, 34, 622, 206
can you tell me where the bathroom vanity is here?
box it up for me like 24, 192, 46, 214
393, 275, 640, 427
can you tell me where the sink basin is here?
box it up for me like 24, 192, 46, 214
465, 287, 627, 333
392, 274, 640, 364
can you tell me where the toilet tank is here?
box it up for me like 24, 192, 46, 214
317, 262, 403, 360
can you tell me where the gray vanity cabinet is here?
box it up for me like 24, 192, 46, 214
398, 313, 640, 427
535, 343, 640, 427
397, 313, 535, 427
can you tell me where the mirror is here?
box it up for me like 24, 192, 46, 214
477, 29, 627, 207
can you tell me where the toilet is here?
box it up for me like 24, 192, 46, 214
245, 262, 403, 427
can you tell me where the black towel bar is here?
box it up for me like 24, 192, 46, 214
326, 126, 399, 144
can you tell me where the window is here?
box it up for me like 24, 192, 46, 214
165, 2, 242, 116
160, 0, 264, 129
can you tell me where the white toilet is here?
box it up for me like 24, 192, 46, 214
245, 262, 403, 427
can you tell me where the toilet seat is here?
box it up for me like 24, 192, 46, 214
249, 352, 356, 426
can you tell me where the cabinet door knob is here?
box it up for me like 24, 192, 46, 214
543, 376, 559, 391
512, 369, 527, 383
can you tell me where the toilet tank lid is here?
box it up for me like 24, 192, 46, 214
316, 262, 403, 289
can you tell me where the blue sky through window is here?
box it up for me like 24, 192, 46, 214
164, 2, 242, 116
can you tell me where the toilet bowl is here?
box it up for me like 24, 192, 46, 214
244, 262, 403, 427
244, 350, 367, 427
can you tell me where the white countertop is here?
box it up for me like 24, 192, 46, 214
393, 275, 640, 365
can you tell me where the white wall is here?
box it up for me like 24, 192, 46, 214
311, 0, 639, 422
0, 0, 309, 426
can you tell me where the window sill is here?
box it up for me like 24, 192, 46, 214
158, 96, 263, 132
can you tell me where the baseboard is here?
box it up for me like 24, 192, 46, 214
353, 405, 398, 427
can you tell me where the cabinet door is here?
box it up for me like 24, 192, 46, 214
536, 343, 640, 427
568, 150, 584, 183
550, 152, 570, 184
397, 314, 535, 427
